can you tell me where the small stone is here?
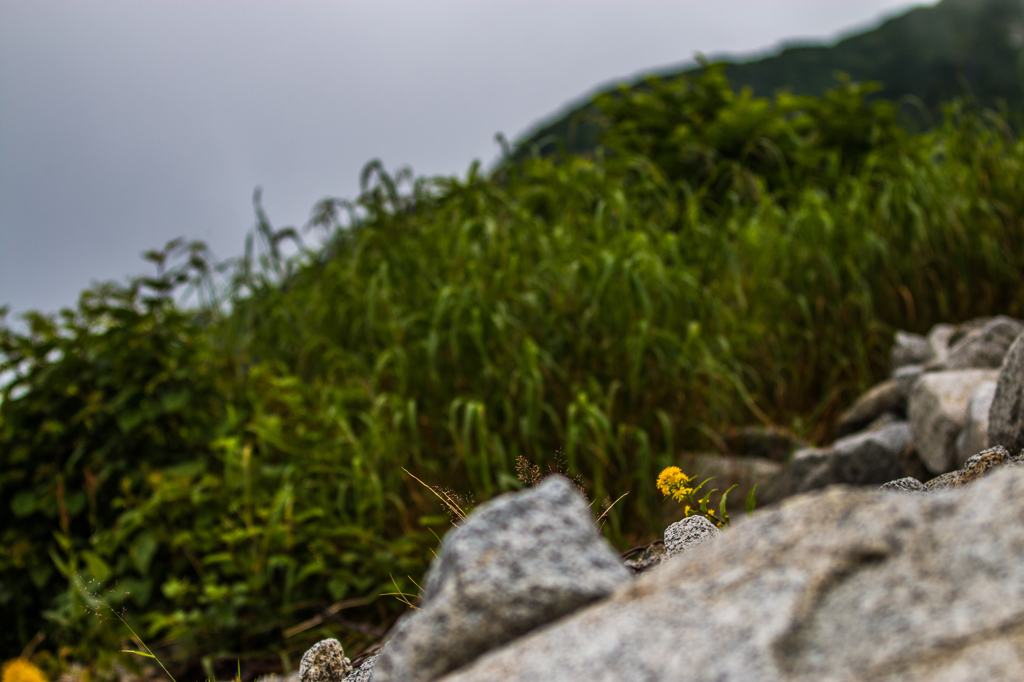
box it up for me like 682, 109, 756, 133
878, 477, 929, 494
622, 541, 665, 575
661, 515, 721, 563
890, 331, 932, 371
299, 639, 351, 682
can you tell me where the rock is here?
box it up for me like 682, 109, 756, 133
661, 515, 721, 563
438, 467, 1024, 682
925, 445, 1016, 491
780, 422, 911, 496
924, 323, 956, 369
775, 446, 831, 497
372, 475, 630, 682
299, 639, 351, 682
878, 476, 929, 494
908, 369, 1000, 475
341, 654, 378, 682
719, 425, 803, 462
890, 330, 932, 371
893, 364, 925, 400
864, 411, 901, 432
621, 541, 665, 575
835, 379, 904, 437
955, 381, 996, 468
988, 332, 1024, 456
944, 316, 1023, 370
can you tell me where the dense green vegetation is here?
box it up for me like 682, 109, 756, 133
5, 61, 1024, 679
516, 0, 1024, 161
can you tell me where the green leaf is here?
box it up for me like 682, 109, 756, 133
746, 483, 758, 516
160, 389, 190, 413
82, 550, 112, 582
49, 548, 72, 578
131, 532, 158, 575
719, 484, 737, 525
117, 410, 144, 433
11, 490, 35, 517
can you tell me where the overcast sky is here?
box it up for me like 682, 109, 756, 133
0, 0, 934, 319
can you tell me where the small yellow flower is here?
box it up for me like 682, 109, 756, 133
656, 466, 691, 498
2, 659, 48, 682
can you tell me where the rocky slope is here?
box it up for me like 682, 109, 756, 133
297, 317, 1024, 681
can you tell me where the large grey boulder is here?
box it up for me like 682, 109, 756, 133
908, 369, 999, 474
989, 332, 1024, 456
835, 379, 904, 437
944, 316, 1023, 370
439, 467, 1024, 682
954, 380, 996, 468
776, 421, 911, 497
372, 476, 630, 682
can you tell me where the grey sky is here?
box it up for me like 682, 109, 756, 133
0, 0, 932, 319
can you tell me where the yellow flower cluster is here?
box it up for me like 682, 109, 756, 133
656, 466, 693, 502
655, 465, 728, 527
1, 659, 48, 682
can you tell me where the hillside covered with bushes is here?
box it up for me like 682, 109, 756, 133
515, 0, 1024, 161
5, 61, 1024, 679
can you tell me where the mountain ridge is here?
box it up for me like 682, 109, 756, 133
511, 0, 1024, 162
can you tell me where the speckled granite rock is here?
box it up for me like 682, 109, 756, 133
908, 369, 999, 474
988, 331, 1024, 456
299, 639, 351, 682
925, 445, 1019, 491
372, 475, 630, 682
439, 467, 1024, 682
877, 445, 1023, 494
661, 515, 721, 563
878, 476, 929, 494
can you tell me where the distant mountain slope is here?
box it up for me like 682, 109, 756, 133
512, 0, 1024, 161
